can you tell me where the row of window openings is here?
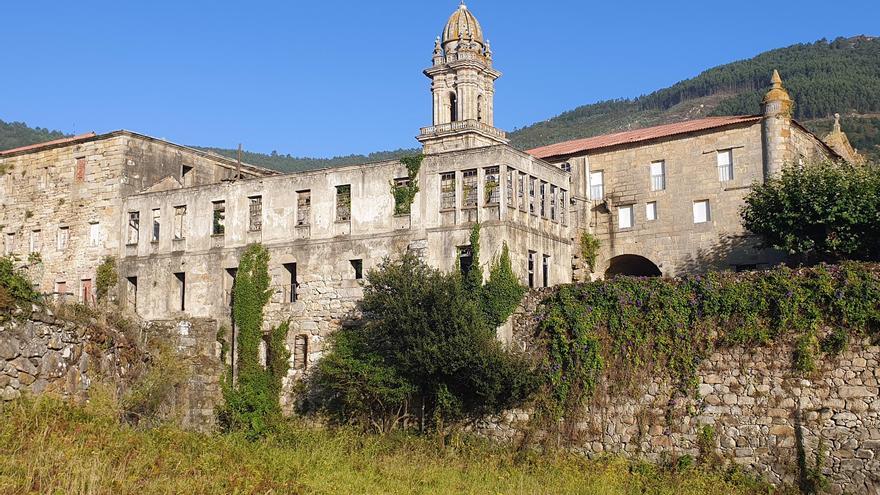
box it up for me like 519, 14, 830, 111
616, 199, 711, 230
589, 150, 735, 200
459, 248, 550, 289
5, 223, 102, 255
441, 168, 568, 223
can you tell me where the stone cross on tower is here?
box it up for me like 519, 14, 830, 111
417, 2, 509, 154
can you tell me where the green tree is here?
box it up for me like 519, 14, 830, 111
219, 243, 290, 438
303, 253, 537, 437
481, 243, 527, 328
741, 161, 880, 262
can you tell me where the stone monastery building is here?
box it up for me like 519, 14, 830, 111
0, 4, 863, 366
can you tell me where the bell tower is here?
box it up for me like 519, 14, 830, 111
418, 2, 508, 154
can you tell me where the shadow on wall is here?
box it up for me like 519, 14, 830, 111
677, 233, 781, 276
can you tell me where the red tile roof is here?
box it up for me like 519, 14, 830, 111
0, 132, 97, 156
527, 115, 762, 160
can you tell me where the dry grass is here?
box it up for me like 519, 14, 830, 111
0, 396, 784, 495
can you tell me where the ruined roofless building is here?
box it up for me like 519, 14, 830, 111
0, 4, 863, 373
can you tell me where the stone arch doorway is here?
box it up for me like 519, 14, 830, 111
605, 254, 662, 278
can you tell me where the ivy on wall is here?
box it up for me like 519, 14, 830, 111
579, 232, 601, 273
95, 256, 118, 303
391, 154, 423, 215
535, 263, 880, 422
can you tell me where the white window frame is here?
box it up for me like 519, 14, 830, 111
589, 171, 604, 200
618, 205, 634, 230
717, 149, 734, 182
693, 200, 710, 224
646, 201, 657, 221
650, 161, 666, 191
89, 222, 101, 247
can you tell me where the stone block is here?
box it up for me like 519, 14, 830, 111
0, 336, 20, 360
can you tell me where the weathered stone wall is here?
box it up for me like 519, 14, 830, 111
0, 305, 140, 403
485, 289, 880, 494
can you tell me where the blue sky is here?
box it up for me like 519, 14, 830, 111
1, 0, 878, 157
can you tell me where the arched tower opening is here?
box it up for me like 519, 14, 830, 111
450, 92, 458, 122
605, 255, 662, 278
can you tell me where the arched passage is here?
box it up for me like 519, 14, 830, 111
605, 254, 662, 278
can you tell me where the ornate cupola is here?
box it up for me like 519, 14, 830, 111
418, 2, 508, 154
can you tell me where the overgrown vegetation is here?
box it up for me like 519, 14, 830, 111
219, 244, 291, 438
0, 255, 39, 313
391, 154, 423, 215
0, 397, 778, 495
580, 231, 602, 273
95, 256, 118, 303
302, 249, 535, 438
535, 263, 880, 426
742, 161, 880, 263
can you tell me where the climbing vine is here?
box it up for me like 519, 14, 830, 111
536, 263, 880, 423
219, 243, 291, 438
579, 231, 601, 272
95, 256, 118, 303
391, 154, 423, 215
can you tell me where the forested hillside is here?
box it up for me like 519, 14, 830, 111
2, 36, 878, 168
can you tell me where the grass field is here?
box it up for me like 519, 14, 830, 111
0, 397, 784, 495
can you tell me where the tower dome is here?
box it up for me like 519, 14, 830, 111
442, 2, 484, 49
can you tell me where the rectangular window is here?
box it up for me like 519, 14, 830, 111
89, 222, 101, 247
393, 177, 412, 215
550, 185, 557, 221
484, 166, 500, 205
173, 206, 186, 240
174, 272, 186, 311
693, 200, 710, 223
350, 259, 363, 280
151, 208, 160, 242
75, 157, 86, 183
126, 277, 138, 311
458, 246, 473, 277
440, 172, 456, 210
336, 185, 351, 221
646, 201, 658, 221
181, 165, 194, 186
57, 226, 69, 251
462, 169, 477, 208
296, 190, 311, 226
539, 181, 547, 217
284, 263, 297, 303
650, 161, 666, 191
542, 255, 550, 288
29, 230, 41, 253
590, 171, 604, 200
212, 201, 226, 235
518, 172, 526, 210
529, 177, 537, 215
717, 149, 734, 182
618, 205, 634, 230
127, 211, 140, 245
248, 195, 263, 231
4, 233, 14, 255
55, 281, 67, 300
81, 279, 93, 306
506, 169, 514, 207
560, 190, 568, 225
528, 251, 536, 288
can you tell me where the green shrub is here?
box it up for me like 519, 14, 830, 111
219, 243, 290, 439
0, 255, 38, 310
391, 154, 423, 215
95, 256, 118, 303
742, 161, 880, 262
580, 231, 601, 272
481, 242, 526, 328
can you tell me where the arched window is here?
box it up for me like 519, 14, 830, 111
477, 95, 483, 122
450, 92, 458, 122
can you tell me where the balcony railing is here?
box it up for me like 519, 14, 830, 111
419, 119, 507, 140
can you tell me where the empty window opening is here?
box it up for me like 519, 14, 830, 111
449, 92, 458, 122
550, 185, 557, 221
528, 251, 536, 288
294, 335, 308, 371
284, 263, 298, 302
4, 233, 14, 255
89, 222, 101, 247
57, 226, 69, 251
590, 171, 604, 200
440, 172, 456, 210
81, 279, 93, 306
646, 201, 658, 221
393, 177, 412, 214
297, 190, 311, 226
350, 259, 363, 280
173, 205, 187, 240
212, 201, 226, 235
618, 205, 634, 230
477, 94, 483, 122
126, 276, 138, 311
518, 172, 526, 209
462, 169, 477, 207
248, 195, 263, 231
458, 246, 474, 278
542, 255, 550, 288
560, 189, 568, 225
484, 167, 500, 205
693, 200, 710, 224
174, 272, 186, 311
717, 149, 734, 182
151, 208, 160, 242
539, 181, 547, 217
650, 161, 666, 191
181, 165, 194, 186
55, 281, 68, 302
561, 162, 572, 173
506, 169, 515, 207
127, 212, 140, 245
29, 230, 41, 253
528, 177, 537, 215
336, 185, 351, 222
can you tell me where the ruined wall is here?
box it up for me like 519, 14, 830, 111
482, 289, 880, 495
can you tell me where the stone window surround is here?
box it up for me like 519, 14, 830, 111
618, 204, 635, 231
